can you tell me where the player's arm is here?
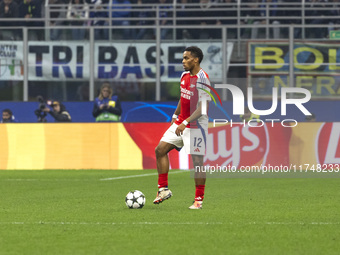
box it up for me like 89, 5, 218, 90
188, 101, 209, 123
171, 100, 181, 125
175, 102, 209, 136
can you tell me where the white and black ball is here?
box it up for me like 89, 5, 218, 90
125, 190, 146, 209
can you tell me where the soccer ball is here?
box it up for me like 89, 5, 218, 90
125, 190, 146, 209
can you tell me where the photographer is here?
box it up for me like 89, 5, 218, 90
1, 109, 17, 123
42, 101, 72, 122
92, 83, 122, 122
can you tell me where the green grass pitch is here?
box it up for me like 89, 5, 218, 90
0, 170, 339, 255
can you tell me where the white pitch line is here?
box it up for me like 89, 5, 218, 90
1, 179, 96, 182
0, 170, 188, 182
263, 222, 340, 225
100, 170, 187, 181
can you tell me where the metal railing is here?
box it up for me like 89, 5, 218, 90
1, 23, 340, 102
1, 1, 339, 40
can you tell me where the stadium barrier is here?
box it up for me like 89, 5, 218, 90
0, 122, 338, 170
1, 100, 340, 123
0, 123, 144, 170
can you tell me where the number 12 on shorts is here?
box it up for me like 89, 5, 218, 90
193, 137, 202, 147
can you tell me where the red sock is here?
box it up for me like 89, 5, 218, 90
158, 173, 168, 189
195, 185, 205, 201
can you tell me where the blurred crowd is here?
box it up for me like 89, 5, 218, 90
0, 0, 339, 40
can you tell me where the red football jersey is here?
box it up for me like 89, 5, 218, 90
175, 68, 211, 128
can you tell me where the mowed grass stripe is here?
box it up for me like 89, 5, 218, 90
0, 221, 223, 225
1, 221, 340, 225
0, 170, 186, 182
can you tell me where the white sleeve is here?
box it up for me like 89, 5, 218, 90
196, 76, 211, 102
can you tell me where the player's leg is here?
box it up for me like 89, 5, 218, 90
155, 141, 176, 186
182, 127, 206, 209
189, 154, 206, 209
155, 141, 176, 175
153, 141, 176, 204
154, 124, 183, 204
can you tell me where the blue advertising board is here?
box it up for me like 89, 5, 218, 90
0, 100, 338, 123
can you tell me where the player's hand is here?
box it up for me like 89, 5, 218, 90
42, 107, 50, 113
171, 117, 176, 125
175, 124, 186, 136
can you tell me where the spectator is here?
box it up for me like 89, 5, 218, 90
196, 0, 217, 39
111, 0, 132, 39
89, 0, 109, 40
49, 0, 69, 40
176, 0, 196, 39
1, 109, 17, 123
0, 0, 19, 26
240, 0, 262, 39
42, 101, 72, 122
327, 0, 340, 35
251, 0, 281, 39
92, 82, 122, 122
0, 0, 19, 39
19, 0, 44, 40
76, 83, 90, 101
214, 0, 237, 39
283, 0, 302, 38
67, 0, 89, 40
154, 0, 173, 40
306, 0, 332, 38
132, 0, 152, 40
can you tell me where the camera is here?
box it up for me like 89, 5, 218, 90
34, 96, 52, 122
37, 95, 46, 110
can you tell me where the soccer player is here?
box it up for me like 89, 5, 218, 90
153, 46, 211, 209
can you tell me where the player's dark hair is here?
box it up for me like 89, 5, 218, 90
184, 46, 204, 63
